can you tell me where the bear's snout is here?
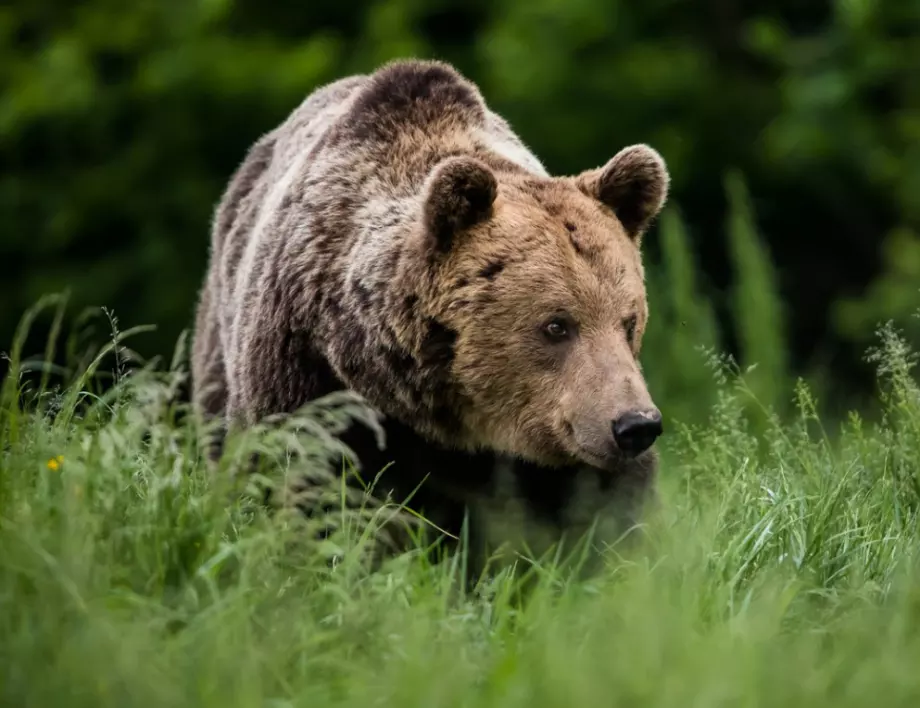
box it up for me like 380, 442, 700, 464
611, 408, 663, 458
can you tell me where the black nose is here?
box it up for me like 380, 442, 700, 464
612, 410, 663, 457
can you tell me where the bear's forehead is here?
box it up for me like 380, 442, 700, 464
461, 227, 644, 319
492, 180, 639, 270
520, 251, 643, 313
445, 177, 645, 318
502, 179, 630, 247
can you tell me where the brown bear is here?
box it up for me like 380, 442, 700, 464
191, 58, 669, 573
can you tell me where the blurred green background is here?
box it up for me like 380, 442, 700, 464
1, 0, 919, 425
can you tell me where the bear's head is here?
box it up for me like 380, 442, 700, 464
413, 144, 669, 472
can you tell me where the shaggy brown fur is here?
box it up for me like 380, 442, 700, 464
191, 58, 670, 568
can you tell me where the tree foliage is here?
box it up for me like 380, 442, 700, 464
1, 0, 918, 412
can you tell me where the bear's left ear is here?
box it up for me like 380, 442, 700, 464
575, 144, 670, 242
423, 155, 498, 251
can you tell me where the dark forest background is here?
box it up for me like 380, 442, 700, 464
2, 0, 919, 426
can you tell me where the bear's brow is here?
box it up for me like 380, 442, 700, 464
563, 222, 604, 263
566, 225, 587, 258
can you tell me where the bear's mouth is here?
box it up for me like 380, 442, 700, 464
573, 443, 653, 474
563, 419, 656, 472
575, 447, 620, 472
561, 422, 618, 472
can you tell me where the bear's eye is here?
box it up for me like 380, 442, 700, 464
623, 315, 638, 344
542, 317, 572, 343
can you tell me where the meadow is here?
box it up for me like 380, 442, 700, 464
2, 284, 920, 707
2, 2, 918, 704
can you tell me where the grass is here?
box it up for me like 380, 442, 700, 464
3, 299, 920, 707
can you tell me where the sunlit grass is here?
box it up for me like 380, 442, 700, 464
2, 299, 920, 706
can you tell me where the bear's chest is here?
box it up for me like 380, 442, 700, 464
465, 458, 638, 574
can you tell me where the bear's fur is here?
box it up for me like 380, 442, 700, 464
191, 59, 670, 570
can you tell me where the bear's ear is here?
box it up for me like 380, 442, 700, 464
575, 144, 669, 242
423, 155, 498, 250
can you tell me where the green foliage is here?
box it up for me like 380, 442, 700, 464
642, 207, 720, 425
2, 2, 918, 696
644, 173, 791, 431
834, 227, 920, 350
3, 304, 920, 706
724, 170, 790, 419
1, 0, 918, 408
0, 0, 345, 362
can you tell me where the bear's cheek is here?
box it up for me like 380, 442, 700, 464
452, 330, 545, 396
501, 376, 574, 456
448, 339, 576, 463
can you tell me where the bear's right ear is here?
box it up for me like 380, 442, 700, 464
575, 144, 669, 242
422, 156, 498, 251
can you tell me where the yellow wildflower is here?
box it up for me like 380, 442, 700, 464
46, 455, 64, 471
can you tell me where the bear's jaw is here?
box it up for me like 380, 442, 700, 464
573, 445, 657, 476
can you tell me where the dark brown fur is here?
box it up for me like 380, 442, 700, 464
191, 59, 670, 570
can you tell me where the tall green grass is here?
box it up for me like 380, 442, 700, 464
2, 180, 920, 705
2, 281, 920, 705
